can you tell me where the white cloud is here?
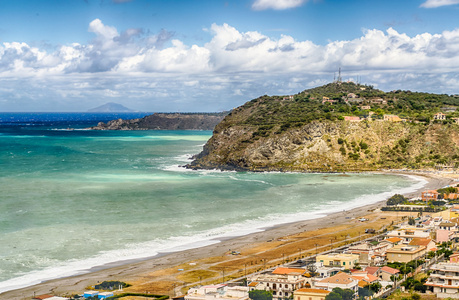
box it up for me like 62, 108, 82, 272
2, 19, 459, 111
252, 0, 307, 10
420, 0, 459, 8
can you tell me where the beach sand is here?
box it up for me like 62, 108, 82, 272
2, 171, 458, 300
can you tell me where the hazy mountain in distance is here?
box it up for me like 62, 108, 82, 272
87, 102, 136, 112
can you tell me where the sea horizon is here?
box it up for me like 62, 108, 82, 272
0, 113, 427, 293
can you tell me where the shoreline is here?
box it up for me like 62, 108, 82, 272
2, 171, 458, 299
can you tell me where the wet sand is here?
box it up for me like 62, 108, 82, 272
2, 171, 458, 300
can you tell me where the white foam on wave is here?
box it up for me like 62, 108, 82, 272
0, 173, 427, 294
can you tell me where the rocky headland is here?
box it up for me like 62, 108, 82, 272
188, 82, 459, 172
89, 112, 228, 130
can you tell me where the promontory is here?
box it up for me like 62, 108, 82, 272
89, 112, 227, 130
187, 82, 459, 172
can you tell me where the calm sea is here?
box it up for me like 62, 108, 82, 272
0, 113, 426, 293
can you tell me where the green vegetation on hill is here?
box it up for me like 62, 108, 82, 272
233, 82, 459, 133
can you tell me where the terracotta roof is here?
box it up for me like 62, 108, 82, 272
272, 267, 305, 275
409, 238, 433, 247
365, 266, 380, 275
33, 295, 55, 300
295, 288, 330, 294
385, 237, 402, 243
248, 282, 258, 287
358, 280, 369, 288
380, 266, 400, 275
319, 272, 356, 284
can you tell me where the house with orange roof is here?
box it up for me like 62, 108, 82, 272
32, 295, 56, 300
422, 190, 439, 202
383, 237, 402, 245
433, 112, 446, 121
314, 272, 359, 294
450, 206, 459, 219
379, 266, 400, 282
408, 238, 436, 253
248, 267, 309, 300
294, 288, 330, 300
385, 227, 431, 243
364, 266, 380, 277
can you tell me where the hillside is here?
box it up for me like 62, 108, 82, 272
187, 82, 459, 172
89, 112, 227, 130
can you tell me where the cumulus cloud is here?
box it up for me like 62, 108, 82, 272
252, 0, 307, 10
2, 19, 459, 111
420, 0, 459, 8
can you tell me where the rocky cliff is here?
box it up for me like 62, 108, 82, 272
187, 83, 459, 172
89, 112, 227, 130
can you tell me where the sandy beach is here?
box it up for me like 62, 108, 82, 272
2, 171, 458, 300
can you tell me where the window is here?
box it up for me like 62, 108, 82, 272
343, 262, 346, 265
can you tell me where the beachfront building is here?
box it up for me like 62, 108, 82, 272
425, 262, 459, 298
185, 284, 249, 300
385, 244, 426, 263
248, 267, 308, 300
314, 272, 359, 294
385, 227, 431, 243
422, 190, 439, 202
315, 253, 359, 270
294, 288, 330, 300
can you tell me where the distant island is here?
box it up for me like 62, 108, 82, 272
187, 81, 459, 172
87, 102, 136, 112
89, 112, 228, 130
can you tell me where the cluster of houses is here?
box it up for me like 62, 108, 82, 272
184, 203, 459, 300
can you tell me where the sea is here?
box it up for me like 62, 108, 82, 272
0, 112, 427, 293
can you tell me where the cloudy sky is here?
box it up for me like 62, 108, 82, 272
1, 0, 459, 112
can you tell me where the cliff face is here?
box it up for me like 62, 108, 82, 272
89, 113, 227, 130
188, 119, 459, 172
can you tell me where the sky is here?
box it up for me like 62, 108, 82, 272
1, 0, 459, 112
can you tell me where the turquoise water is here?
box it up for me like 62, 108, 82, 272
0, 114, 426, 293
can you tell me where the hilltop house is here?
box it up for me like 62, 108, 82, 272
383, 114, 402, 122
433, 112, 446, 120
343, 116, 361, 122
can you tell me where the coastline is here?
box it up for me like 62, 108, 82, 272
2, 171, 458, 300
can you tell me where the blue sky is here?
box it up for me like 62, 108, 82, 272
1, 0, 459, 112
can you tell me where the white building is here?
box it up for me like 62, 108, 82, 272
185, 284, 249, 300
248, 267, 308, 300
425, 262, 459, 298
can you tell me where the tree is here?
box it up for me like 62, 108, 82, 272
325, 292, 343, 300
249, 290, 273, 300
328, 288, 354, 300
387, 194, 407, 206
